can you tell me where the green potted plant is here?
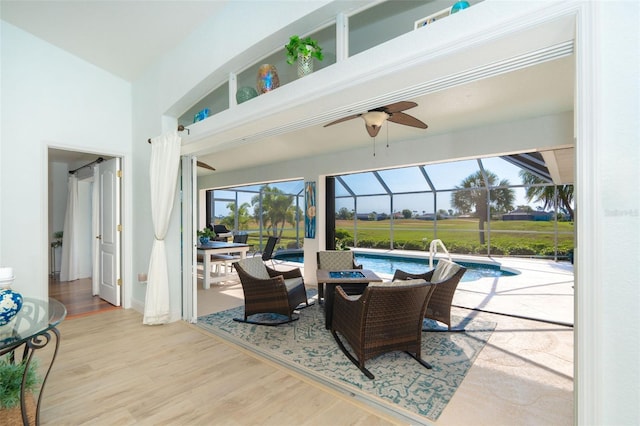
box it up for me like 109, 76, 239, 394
0, 357, 39, 421
285, 35, 323, 77
197, 227, 215, 244
50, 231, 63, 249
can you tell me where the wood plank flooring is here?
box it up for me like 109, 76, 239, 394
37, 309, 398, 425
48, 277, 120, 318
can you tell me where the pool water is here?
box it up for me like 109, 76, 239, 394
274, 251, 516, 281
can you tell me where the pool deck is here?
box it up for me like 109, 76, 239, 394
352, 248, 575, 326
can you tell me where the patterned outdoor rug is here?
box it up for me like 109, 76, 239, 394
197, 292, 495, 424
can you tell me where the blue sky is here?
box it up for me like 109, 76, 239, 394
334, 157, 544, 214
212, 156, 551, 217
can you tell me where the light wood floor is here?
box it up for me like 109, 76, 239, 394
37, 309, 398, 425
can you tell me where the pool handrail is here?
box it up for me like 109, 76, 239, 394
429, 239, 452, 269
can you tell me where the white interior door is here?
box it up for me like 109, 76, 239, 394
98, 157, 121, 306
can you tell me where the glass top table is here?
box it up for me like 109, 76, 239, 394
0, 298, 66, 425
0, 298, 66, 349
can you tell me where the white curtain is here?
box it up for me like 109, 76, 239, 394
143, 130, 181, 325
59, 174, 79, 281
91, 164, 100, 296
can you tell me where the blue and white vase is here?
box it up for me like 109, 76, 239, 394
0, 267, 22, 326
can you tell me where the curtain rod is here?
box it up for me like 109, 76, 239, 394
69, 157, 104, 175
147, 125, 189, 143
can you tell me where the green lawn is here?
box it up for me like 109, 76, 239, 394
336, 218, 574, 256
237, 218, 574, 257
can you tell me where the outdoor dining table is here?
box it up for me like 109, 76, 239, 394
198, 241, 250, 289
316, 268, 383, 329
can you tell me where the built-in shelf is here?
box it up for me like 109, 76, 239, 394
177, 1, 482, 128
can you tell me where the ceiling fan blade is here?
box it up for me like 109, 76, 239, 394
366, 124, 382, 138
323, 113, 362, 127
197, 161, 216, 171
381, 101, 418, 113
388, 111, 428, 129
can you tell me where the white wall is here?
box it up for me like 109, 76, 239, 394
587, 2, 639, 423
0, 21, 132, 300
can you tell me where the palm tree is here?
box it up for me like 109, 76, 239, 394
520, 171, 574, 220
451, 170, 515, 244
251, 185, 297, 238
220, 201, 251, 230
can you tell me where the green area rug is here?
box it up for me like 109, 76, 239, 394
197, 292, 495, 424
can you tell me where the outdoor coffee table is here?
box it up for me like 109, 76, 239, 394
316, 269, 382, 329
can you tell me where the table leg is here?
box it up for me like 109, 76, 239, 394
203, 253, 211, 289
9, 326, 62, 426
324, 283, 335, 329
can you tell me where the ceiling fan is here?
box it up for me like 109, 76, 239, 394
197, 161, 215, 171
323, 101, 428, 137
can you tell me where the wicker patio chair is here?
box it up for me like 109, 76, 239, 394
316, 250, 362, 302
233, 256, 312, 326
331, 279, 437, 379
393, 259, 467, 331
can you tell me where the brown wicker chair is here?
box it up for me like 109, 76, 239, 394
316, 250, 362, 302
233, 257, 312, 326
393, 259, 467, 331
331, 279, 437, 379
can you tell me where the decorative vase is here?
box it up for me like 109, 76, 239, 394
450, 1, 470, 14
236, 86, 258, 104
256, 64, 280, 94
193, 108, 210, 123
199, 236, 210, 245
297, 53, 314, 78
0, 267, 22, 327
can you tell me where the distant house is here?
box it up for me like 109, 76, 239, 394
415, 213, 437, 221
356, 213, 386, 221
415, 213, 452, 221
503, 208, 553, 221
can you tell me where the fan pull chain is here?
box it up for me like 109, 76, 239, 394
386, 124, 389, 148
373, 136, 376, 156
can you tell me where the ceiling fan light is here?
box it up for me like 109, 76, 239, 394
362, 111, 389, 128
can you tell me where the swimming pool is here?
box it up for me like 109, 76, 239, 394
273, 250, 517, 281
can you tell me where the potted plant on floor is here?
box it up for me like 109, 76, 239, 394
285, 35, 323, 78
0, 356, 39, 423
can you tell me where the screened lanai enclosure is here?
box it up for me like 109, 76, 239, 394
204, 152, 574, 260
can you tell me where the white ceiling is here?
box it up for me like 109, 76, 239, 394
0, 0, 227, 81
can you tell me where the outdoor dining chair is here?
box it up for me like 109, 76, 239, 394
331, 279, 437, 379
316, 250, 362, 302
253, 236, 279, 267
393, 259, 467, 331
